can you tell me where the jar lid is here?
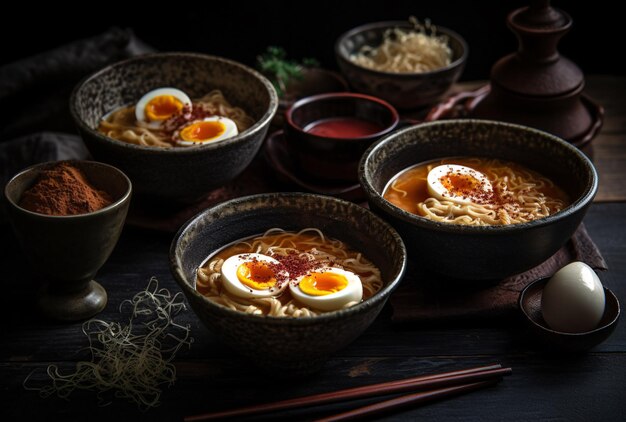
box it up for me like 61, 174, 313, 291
491, 0, 584, 97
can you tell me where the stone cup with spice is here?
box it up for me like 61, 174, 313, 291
4, 160, 132, 321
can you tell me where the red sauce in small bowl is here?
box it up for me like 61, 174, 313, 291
304, 117, 384, 139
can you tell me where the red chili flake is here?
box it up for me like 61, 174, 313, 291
438, 166, 530, 221
161, 103, 224, 140
268, 250, 320, 286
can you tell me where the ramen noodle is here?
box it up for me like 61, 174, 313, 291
383, 157, 570, 226
350, 17, 452, 73
196, 228, 383, 317
98, 89, 254, 148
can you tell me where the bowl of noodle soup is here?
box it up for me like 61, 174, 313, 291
359, 119, 598, 280
170, 193, 406, 374
71, 53, 278, 201
335, 20, 467, 109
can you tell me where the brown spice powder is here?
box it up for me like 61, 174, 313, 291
19, 162, 113, 216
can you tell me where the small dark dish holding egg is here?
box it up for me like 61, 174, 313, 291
285, 92, 399, 182
359, 119, 598, 280
71, 53, 278, 202
169, 193, 406, 375
519, 263, 620, 352
335, 20, 468, 109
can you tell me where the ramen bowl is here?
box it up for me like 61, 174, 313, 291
359, 119, 598, 280
170, 193, 406, 375
335, 21, 467, 109
71, 52, 278, 202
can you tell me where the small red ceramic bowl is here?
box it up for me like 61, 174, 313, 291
285, 92, 399, 182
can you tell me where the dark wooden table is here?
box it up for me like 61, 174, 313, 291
1, 76, 625, 421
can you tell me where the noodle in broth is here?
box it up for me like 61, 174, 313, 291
196, 228, 383, 317
383, 157, 570, 226
98, 90, 254, 148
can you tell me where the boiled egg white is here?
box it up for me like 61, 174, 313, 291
135, 87, 191, 129
541, 261, 606, 333
427, 164, 493, 205
175, 116, 239, 146
289, 267, 363, 311
220, 253, 288, 299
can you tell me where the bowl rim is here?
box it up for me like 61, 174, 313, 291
285, 92, 400, 142
169, 192, 407, 326
69, 52, 278, 155
335, 20, 469, 78
518, 276, 621, 337
358, 119, 599, 234
4, 160, 132, 219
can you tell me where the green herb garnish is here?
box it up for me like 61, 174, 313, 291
257, 46, 319, 97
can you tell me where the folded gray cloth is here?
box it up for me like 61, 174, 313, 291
0, 27, 153, 223
0, 132, 89, 181
0, 27, 153, 141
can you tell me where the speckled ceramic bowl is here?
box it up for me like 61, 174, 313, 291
335, 21, 467, 109
170, 193, 406, 374
359, 120, 598, 280
71, 53, 278, 202
4, 160, 131, 321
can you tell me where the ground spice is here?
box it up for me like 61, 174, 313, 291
19, 162, 113, 216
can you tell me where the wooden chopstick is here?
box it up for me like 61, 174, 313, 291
315, 380, 500, 422
185, 364, 510, 421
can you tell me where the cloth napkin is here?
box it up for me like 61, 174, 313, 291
0, 28, 153, 223
390, 224, 607, 323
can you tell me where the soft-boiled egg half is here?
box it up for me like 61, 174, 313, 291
427, 164, 493, 205
135, 87, 191, 128
220, 253, 288, 299
175, 116, 239, 146
290, 267, 363, 311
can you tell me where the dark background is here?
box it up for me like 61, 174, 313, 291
1, 1, 620, 80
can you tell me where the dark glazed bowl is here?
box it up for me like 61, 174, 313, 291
359, 120, 598, 280
519, 277, 620, 352
335, 21, 468, 109
70, 53, 278, 202
170, 193, 406, 375
285, 92, 399, 182
4, 161, 131, 321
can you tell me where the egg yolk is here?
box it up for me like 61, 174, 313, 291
180, 121, 226, 142
299, 272, 348, 296
237, 261, 277, 290
145, 95, 184, 121
440, 173, 482, 195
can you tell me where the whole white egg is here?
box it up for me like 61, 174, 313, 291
220, 253, 288, 299
541, 261, 606, 333
289, 267, 363, 312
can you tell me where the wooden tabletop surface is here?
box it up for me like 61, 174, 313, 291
1, 75, 625, 421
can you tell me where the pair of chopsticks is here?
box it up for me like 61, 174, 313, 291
185, 363, 512, 421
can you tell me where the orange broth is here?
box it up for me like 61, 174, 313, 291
383, 157, 569, 217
